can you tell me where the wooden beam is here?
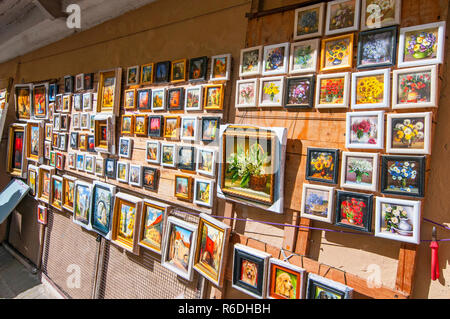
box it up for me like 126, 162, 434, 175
33, 0, 67, 19
395, 243, 418, 295
295, 217, 312, 256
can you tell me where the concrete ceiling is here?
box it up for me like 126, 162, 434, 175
0, 0, 157, 64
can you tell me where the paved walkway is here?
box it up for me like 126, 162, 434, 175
0, 245, 60, 299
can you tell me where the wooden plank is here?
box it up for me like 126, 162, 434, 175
395, 243, 419, 295
295, 217, 312, 256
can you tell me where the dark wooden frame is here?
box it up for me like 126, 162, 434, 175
177, 146, 196, 171
105, 158, 117, 179
284, 75, 315, 108
167, 87, 185, 111
232, 246, 266, 298
305, 147, 340, 184
143, 167, 159, 191
189, 56, 208, 81
335, 190, 373, 233
201, 117, 220, 142
148, 115, 164, 137
155, 61, 171, 83
357, 26, 398, 70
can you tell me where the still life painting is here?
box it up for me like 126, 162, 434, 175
262, 43, 289, 76
325, 0, 360, 35
289, 39, 319, 74
340, 152, 378, 191
351, 68, 390, 109
239, 46, 262, 77
236, 79, 258, 108
315, 73, 349, 108
259, 77, 284, 107
305, 148, 339, 184
321, 34, 354, 71
357, 26, 397, 69
346, 111, 384, 149
335, 190, 373, 232
293, 3, 324, 40
300, 184, 335, 223
285, 76, 314, 108
361, 0, 401, 30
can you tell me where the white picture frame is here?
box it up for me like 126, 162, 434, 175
84, 155, 95, 174
161, 216, 197, 281
116, 161, 129, 183
184, 85, 203, 111
351, 68, 390, 109
289, 39, 320, 74
293, 3, 325, 41
126, 65, 140, 86
315, 72, 350, 109
262, 42, 290, 76
67, 153, 76, 169
180, 116, 198, 141
374, 196, 421, 245
392, 65, 438, 109
345, 110, 385, 150
161, 143, 177, 168
397, 21, 446, 68
267, 258, 306, 299
325, 0, 361, 36
75, 73, 84, 91
72, 113, 80, 130
146, 140, 161, 165
82, 92, 92, 111
210, 53, 232, 81
151, 87, 167, 112
386, 112, 432, 155
239, 45, 263, 77
259, 76, 285, 107
80, 112, 90, 130
300, 183, 335, 224
73, 180, 93, 231
95, 157, 105, 177
196, 148, 216, 177
360, 0, 401, 31
129, 164, 143, 187
76, 154, 85, 171
340, 151, 379, 192
193, 178, 214, 207
235, 78, 259, 108
118, 137, 133, 159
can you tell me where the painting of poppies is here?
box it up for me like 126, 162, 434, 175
335, 191, 373, 232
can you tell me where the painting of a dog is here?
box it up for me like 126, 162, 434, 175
240, 260, 258, 287
275, 271, 295, 299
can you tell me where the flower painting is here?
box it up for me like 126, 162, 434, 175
260, 77, 284, 107
352, 69, 390, 109
326, 0, 359, 35
335, 191, 373, 232
290, 39, 319, 74
321, 34, 353, 71
388, 113, 430, 154
346, 111, 384, 149
294, 3, 324, 40
394, 66, 437, 108
140, 202, 165, 253
240, 46, 261, 76
301, 184, 334, 223
381, 156, 425, 198
341, 152, 378, 191
305, 148, 339, 184
357, 27, 397, 68
285, 76, 314, 108
362, 0, 400, 30
236, 79, 257, 108
263, 43, 289, 75
316, 74, 348, 107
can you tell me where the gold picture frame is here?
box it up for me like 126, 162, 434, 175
138, 200, 169, 254
7, 123, 27, 178
174, 175, 193, 201
141, 63, 154, 85
97, 68, 122, 113
163, 116, 180, 139
320, 33, 354, 72
37, 165, 55, 204
204, 84, 224, 110
62, 175, 76, 212
26, 121, 43, 163
121, 115, 134, 135
134, 114, 148, 136
171, 59, 187, 83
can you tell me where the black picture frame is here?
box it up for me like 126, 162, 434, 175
90, 184, 113, 237
284, 75, 315, 108
380, 155, 426, 198
70, 132, 79, 149
49, 83, 58, 102
83, 73, 94, 90
335, 190, 373, 233
137, 88, 152, 111
58, 133, 67, 152
357, 26, 398, 70
87, 135, 95, 153
167, 87, 185, 111
306, 274, 353, 299
305, 148, 340, 185
155, 61, 171, 83
143, 167, 159, 191
64, 75, 74, 93
188, 56, 208, 81
105, 158, 117, 179
177, 146, 196, 171
232, 246, 266, 299
201, 117, 220, 142
148, 115, 164, 137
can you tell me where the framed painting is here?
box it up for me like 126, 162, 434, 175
72, 113, 80, 130
84, 155, 95, 174
148, 115, 164, 137
239, 46, 262, 77
32, 83, 49, 120
197, 148, 216, 177
50, 175, 64, 211
138, 199, 168, 254
163, 116, 180, 140
37, 205, 48, 225
26, 121, 43, 163
129, 164, 143, 187
357, 26, 398, 69
134, 114, 148, 137
174, 175, 193, 201
105, 158, 117, 179
73, 181, 92, 229
78, 134, 88, 151
27, 164, 39, 197
392, 65, 438, 109
171, 59, 187, 83
155, 61, 171, 83
325, 0, 360, 35
306, 273, 353, 299
116, 161, 129, 183
284, 75, 315, 108
374, 196, 421, 244
386, 112, 431, 154
146, 141, 160, 164
56, 153, 65, 170
204, 84, 224, 110
137, 88, 151, 111
262, 43, 289, 76
80, 113, 90, 130
7, 123, 27, 178
75, 74, 84, 91
193, 213, 231, 287
201, 117, 220, 142
340, 151, 379, 191
97, 68, 122, 113
180, 117, 198, 141
210, 54, 231, 81
351, 68, 390, 109
63, 94, 73, 113
193, 179, 214, 207
76, 154, 85, 171
124, 88, 136, 110
381, 155, 425, 198
335, 190, 373, 232
151, 87, 166, 111
121, 115, 134, 135
235, 79, 258, 108
64, 75, 74, 93
37, 165, 54, 204
111, 192, 143, 254
289, 39, 320, 74
118, 137, 133, 159
305, 148, 339, 184
398, 21, 446, 68
91, 181, 116, 239
15, 84, 32, 121
259, 76, 285, 107
67, 153, 75, 169
161, 143, 177, 168
185, 85, 203, 111
126, 65, 140, 86
95, 158, 104, 177
55, 94, 63, 112
167, 87, 185, 111
143, 167, 159, 191
315, 72, 350, 108
49, 151, 56, 167
293, 3, 325, 40
53, 114, 61, 131
161, 217, 197, 281
48, 83, 58, 102
320, 33, 354, 71
189, 56, 208, 81
345, 111, 385, 149
141, 63, 154, 85
86, 135, 95, 153
94, 114, 115, 154
44, 141, 51, 160
45, 123, 53, 141
62, 175, 77, 212
300, 183, 335, 223
361, 0, 401, 30
267, 258, 306, 299
60, 114, 69, 132
83, 73, 94, 90
232, 244, 271, 299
